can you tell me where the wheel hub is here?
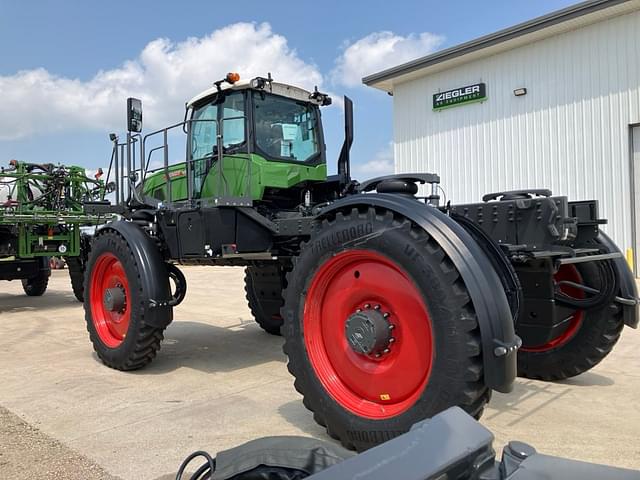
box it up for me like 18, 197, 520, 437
103, 286, 126, 313
345, 305, 394, 357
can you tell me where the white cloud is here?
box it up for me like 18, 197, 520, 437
352, 142, 395, 180
0, 22, 323, 140
331, 31, 444, 87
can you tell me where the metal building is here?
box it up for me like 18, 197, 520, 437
364, 0, 640, 271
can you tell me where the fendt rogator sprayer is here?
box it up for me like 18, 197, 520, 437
0, 160, 112, 300
82, 73, 638, 451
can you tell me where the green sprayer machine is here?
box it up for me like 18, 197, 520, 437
0, 160, 112, 299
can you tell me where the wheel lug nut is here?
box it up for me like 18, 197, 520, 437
375, 353, 381, 358
388, 324, 395, 330
389, 337, 395, 343
364, 304, 370, 309
383, 313, 390, 318
383, 348, 390, 354
356, 309, 361, 313
374, 304, 381, 310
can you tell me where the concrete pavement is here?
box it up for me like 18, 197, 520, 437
0, 267, 639, 479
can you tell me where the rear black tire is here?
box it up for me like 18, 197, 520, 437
245, 264, 285, 335
282, 207, 489, 451
67, 257, 85, 302
84, 230, 170, 371
67, 232, 91, 302
517, 261, 625, 380
22, 259, 50, 296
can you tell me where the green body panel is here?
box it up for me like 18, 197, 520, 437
142, 154, 327, 202
140, 164, 189, 202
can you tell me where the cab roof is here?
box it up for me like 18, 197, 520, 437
187, 78, 326, 108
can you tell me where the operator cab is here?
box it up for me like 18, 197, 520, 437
184, 74, 331, 201
112, 73, 343, 210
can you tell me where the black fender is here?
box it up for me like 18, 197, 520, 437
97, 221, 174, 328
597, 232, 639, 328
319, 194, 519, 393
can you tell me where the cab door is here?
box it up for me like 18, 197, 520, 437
189, 91, 248, 200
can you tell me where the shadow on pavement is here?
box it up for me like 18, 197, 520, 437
0, 291, 79, 313
486, 380, 570, 425
554, 371, 615, 387
485, 372, 612, 427
89, 320, 287, 375
487, 370, 616, 425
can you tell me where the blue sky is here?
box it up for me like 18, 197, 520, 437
0, 0, 576, 178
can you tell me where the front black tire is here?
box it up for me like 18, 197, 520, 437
22, 258, 50, 296
517, 262, 624, 380
84, 230, 170, 371
245, 264, 285, 335
282, 207, 489, 451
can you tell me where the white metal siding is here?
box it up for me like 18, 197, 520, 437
393, 10, 640, 251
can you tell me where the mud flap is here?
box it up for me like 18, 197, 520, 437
319, 194, 519, 393
97, 221, 174, 328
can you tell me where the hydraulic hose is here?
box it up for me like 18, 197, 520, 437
554, 259, 618, 310
175, 451, 215, 480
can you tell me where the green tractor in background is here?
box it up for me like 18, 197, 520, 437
83, 73, 637, 451
0, 160, 111, 300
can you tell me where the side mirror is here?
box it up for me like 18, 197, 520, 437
127, 97, 143, 133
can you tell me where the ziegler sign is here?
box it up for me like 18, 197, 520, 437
433, 83, 486, 110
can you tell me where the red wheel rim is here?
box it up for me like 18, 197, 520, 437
520, 264, 584, 353
89, 252, 131, 348
304, 250, 433, 419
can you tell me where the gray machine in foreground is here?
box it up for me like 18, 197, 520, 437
175, 407, 640, 480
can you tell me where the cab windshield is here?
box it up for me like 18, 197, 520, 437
253, 92, 320, 163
